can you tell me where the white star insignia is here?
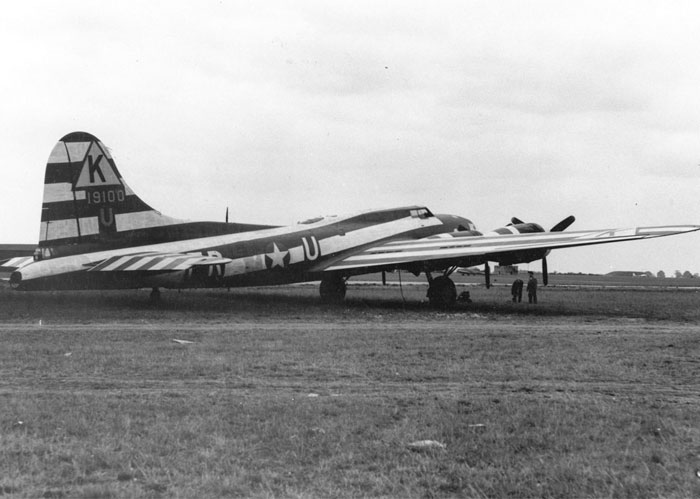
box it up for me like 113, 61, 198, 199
266, 243, 288, 268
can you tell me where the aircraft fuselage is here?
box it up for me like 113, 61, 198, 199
9, 131, 698, 307
12, 207, 476, 291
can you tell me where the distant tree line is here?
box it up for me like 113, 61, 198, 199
657, 270, 699, 278
552, 270, 698, 278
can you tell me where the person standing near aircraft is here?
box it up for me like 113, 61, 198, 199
511, 278, 523, 302
527, 271, 538, 304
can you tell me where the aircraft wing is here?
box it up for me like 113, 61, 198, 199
87, 252, 232, 272
317, 225, 700, 272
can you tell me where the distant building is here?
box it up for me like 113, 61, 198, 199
606, 271, 653, 277
495, 265, 519, 275
457, 266, 484, 275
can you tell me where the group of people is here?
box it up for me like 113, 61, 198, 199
510, 271, 537, 304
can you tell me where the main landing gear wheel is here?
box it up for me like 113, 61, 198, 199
319, 275, 347, 303
427, 276, 457, 308
149, 287, 161, 303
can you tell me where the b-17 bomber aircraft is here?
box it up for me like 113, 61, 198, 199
2, 132, 698, 307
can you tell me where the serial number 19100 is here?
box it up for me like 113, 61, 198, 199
86, 189, 126, 205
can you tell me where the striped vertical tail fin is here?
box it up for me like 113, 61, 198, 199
39, 132, 183, 254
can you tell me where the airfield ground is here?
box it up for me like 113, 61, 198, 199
0, 276, 699, 498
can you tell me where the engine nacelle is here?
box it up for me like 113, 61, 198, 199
495, 248, 549, 265
484, 222, 548, 265
486, 222, 544, 236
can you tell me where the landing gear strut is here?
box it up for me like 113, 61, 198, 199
319, 274, 347, 303
426, 274, 457, 308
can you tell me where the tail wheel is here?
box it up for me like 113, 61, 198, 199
427, 276, 457, 308
319, 275, 347, 303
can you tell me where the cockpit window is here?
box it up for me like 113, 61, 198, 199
410, 208, 433, 219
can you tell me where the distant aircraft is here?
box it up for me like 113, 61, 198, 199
1, 132, 698, 307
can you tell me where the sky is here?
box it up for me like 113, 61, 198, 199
0, 0, 698, 274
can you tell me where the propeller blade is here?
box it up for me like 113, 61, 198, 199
550, 215, 575, 232
485, 263, 491, 289
225, 207, 229, 224
510, 217, 525, 225
542, 257, 548, 286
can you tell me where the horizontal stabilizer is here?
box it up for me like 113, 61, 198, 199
0, 256, 34, 273
87, 252, 232, 272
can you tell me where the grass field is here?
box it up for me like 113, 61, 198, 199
0, 282, 699, 498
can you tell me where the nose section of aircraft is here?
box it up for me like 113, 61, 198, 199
436, 214, 477, 233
